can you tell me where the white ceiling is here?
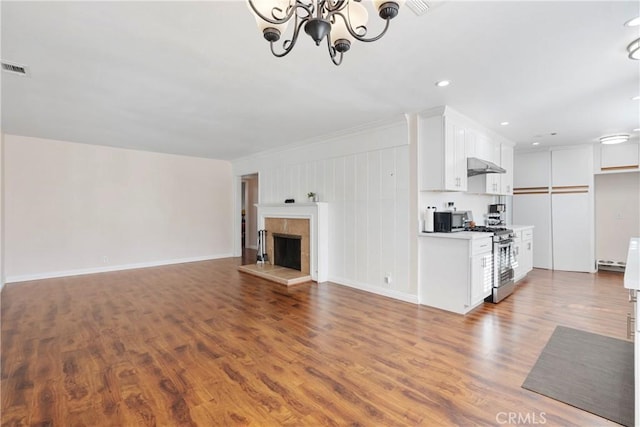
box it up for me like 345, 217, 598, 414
2, 1, 639, 160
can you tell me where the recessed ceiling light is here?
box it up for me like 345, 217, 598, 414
435, 80, 450, 87
625, 16, 640, 27
500, 121, 509, 126
532, 142, 540, 146
600, 134, 630, 145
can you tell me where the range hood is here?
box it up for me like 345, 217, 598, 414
467, 157, 506, 177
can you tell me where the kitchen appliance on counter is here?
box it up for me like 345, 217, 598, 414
466, 226, 516, 303
487, 204, 506, 226
423, 206, 437, 233
434, 211, 472, 233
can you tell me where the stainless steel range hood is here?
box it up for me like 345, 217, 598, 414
467, 157, 506, 177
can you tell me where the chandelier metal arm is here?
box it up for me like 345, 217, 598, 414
330, 11, 392, 43
327, 35, 344, 66
247, 0, 298, 25
269, 16, 308, 58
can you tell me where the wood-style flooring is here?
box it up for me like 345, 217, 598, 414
0, 257, 630, 426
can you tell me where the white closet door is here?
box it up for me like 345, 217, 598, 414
513, 193, 552, 269
552, 192, 593, 272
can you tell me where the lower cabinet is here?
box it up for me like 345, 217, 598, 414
419, 235, 493, 314
470, 248, 493, 307
513, 227, 534, 282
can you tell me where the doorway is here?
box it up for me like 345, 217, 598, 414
241, 173, 259, 264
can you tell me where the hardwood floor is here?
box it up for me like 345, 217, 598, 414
0, 259, 630, 426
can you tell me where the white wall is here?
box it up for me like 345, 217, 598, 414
595, 172, 640, 263
233, 118, 415, 302
4, 135, 234, 282
0, 132, 4, 290
419, 192, 496, 229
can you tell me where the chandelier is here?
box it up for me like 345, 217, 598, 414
247, 0, 403, 66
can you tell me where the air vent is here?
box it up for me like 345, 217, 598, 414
406, 0, 430, 16
1, 61, 29, 76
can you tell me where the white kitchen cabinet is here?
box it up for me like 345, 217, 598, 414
419, 108, 468, 191
419, 234, 492, 314
598, 141, 639, 173
513, 147, 595, 273
501, 144, 514, 195
470, 241, 493, 306
551, 146, 595, 273
514, 151, 550, 189
513, 227, 534, 281
513, 193, 552, 269
468, 138, 514, 196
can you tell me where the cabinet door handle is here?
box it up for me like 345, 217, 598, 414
627, 313, 635, 340
527, 242, 531, 250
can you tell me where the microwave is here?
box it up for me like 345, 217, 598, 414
434, 211, 469, 232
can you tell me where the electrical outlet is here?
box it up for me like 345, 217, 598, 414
103, 256, 109, 264
384, 273, 392, 284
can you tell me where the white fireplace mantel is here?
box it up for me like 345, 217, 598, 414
256, 203, 328, 282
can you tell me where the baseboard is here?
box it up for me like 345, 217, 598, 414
328, 276, 419, 304
5, 253, 234, 283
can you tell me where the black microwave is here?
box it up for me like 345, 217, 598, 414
434, 211, 467, 232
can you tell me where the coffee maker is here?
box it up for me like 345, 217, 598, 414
487, 204, 506, 226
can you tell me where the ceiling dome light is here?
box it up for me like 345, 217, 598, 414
600, 134, 630, 145
625, 16, 640, 27
435, 80, 450, 87
532, 142, 540, 146
628, 38, 640, 60
500, 121, 509, 126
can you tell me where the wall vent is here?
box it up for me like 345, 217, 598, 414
406, 0, 430, 16
1, 61, 30, 76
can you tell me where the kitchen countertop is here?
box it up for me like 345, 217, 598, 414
624, 237, 639, 290
418, 231, 494, 240
510, 225, 535, 231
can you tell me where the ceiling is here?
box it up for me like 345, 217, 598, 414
2, 1, 639, 160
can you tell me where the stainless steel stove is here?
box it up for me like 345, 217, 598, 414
466, 226, 516, 303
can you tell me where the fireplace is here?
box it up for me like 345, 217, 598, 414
264, 218, 310, 275
255, 203, 328, 282
273, 233, 302, 271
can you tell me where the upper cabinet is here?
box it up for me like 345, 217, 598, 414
418, 106, 514, 195
419, 108, 468, 191
513, 150, 551, 189
594, 141, 640, 174
500, 144, 514, 195
552, 146, 592, 187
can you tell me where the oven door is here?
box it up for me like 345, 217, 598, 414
490, 239, 516, 303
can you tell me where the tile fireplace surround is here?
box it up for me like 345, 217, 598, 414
256, 203, 328, 282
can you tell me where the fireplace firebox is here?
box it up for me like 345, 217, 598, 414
273, 233, 302, 271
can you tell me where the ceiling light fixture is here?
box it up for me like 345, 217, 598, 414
532, 142, 540, 146
500, 121, 509, 126
435, 80, 450, 87
625, 16, 640, 27
633, 95, 640, 101
600, 134, 630, 145
247, 0, 403, 66
628, 38, 640, 60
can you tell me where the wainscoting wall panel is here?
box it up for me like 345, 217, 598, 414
233, 118, 416, 302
